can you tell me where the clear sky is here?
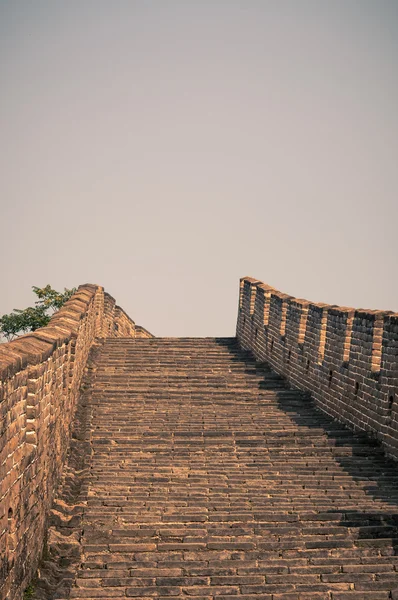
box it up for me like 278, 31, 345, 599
1, 1, 397, 337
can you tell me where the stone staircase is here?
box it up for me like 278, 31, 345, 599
50, 338, 398, 599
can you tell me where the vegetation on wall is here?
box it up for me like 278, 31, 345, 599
0, 285, 76, 341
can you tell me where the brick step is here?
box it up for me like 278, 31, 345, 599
44, 337, 398, 599
80, 528, 398, 541
92, 382, 287, 389
94, 375, 281, 380
79, 533, 398, 547
96, 357, 256, 363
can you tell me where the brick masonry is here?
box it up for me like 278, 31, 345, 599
236, 277, 398, 461
30, 337, 398, 598
0, 285, 151, 600
1, 278, 398, 600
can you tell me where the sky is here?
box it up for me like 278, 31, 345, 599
1, 0, 397, 337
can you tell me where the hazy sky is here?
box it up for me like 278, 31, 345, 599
1, 1, 397, 337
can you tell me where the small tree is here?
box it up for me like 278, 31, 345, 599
0, 285, 76, 342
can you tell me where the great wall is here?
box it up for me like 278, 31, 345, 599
1, 278, 397, 599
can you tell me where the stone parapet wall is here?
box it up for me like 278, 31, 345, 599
0, 284, 151, 600
237, 276, 398, 460
102, 291, 137, 338
135, 325, 154, 338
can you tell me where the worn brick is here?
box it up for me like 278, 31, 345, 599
3, 279, 398, 600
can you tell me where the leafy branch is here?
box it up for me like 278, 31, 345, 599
0, 285, 76, 342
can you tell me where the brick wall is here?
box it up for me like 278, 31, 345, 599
237, 276, 398, 460
0, 284, 152, 600
135, 325, 154, 338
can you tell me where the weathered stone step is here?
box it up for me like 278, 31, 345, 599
38, 337, 398, 599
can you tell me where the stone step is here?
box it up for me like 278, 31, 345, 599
42, 337, 398, 599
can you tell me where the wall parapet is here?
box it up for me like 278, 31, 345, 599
0, 284, 152, 600
237, 276, 398, 460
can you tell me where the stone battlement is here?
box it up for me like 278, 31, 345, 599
237, 276, 398, 460
1, 278, 398, 599
0, 285, 152, 600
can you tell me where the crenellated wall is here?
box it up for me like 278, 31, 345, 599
0, 285, 152, 600
2, 277, 397, 599
237, 276, 398, 460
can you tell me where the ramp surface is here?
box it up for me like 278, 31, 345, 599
66, 338, 398, 599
